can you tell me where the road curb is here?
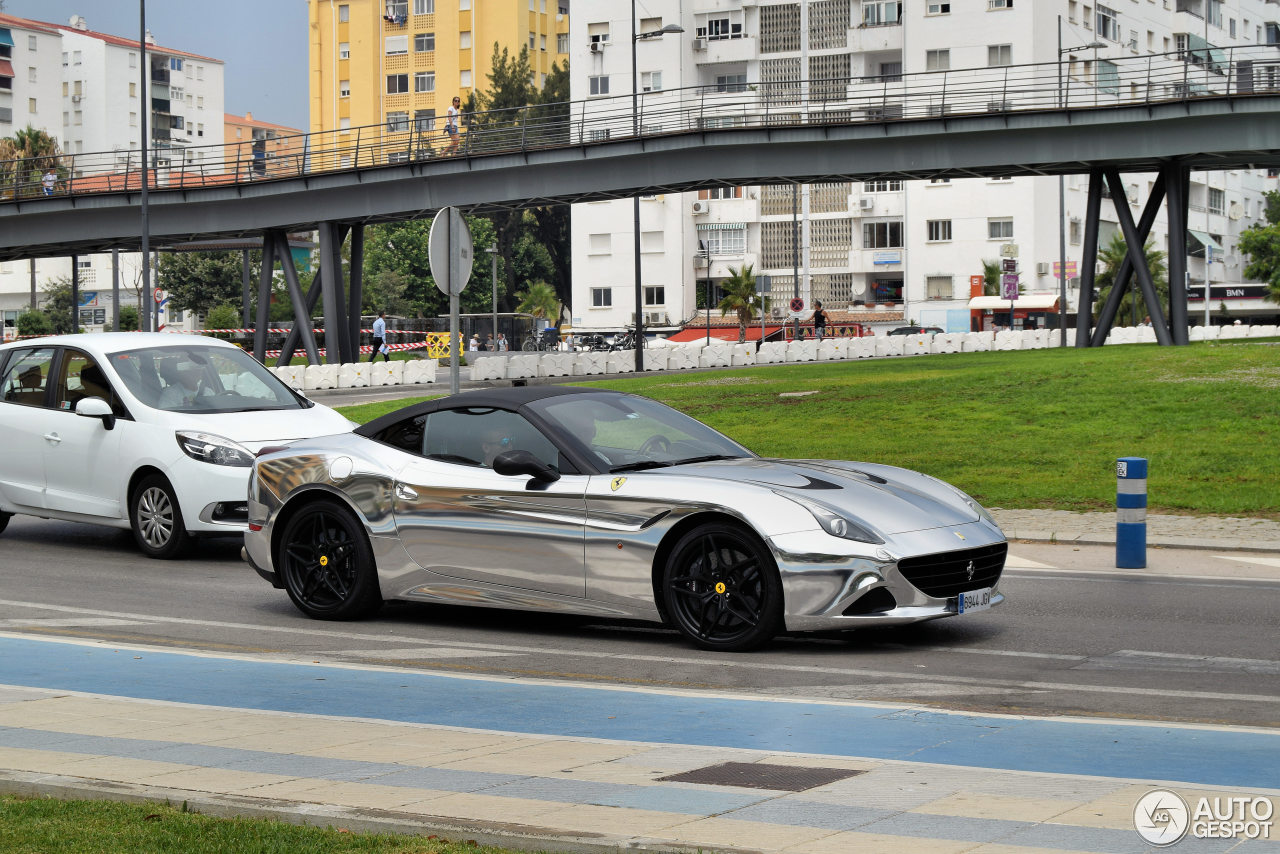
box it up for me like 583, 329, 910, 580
0, 770, 754, 854
1002, 531, 1280, 554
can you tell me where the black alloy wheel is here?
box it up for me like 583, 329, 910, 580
129, 474, 190, 559
0, 511, 11, 536
279, 500, 382, 620
662, 522, 783, 652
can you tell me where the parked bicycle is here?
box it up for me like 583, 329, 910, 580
610, 327, 645, 351
522, 327, 561, 352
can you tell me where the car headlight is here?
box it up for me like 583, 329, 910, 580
776, 492, 884, 544
176, 431, 255, 468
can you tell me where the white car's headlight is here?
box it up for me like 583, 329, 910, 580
176, 431, 255, 468
776, 492, 884, 544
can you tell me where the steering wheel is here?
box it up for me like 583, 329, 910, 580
638, 434, 670, 457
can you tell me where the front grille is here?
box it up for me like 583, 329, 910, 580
897, 542, 1007, 598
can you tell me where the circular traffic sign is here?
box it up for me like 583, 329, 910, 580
153, 287, 164, 303
789, 297, 804, 313
428, 206, 474, 297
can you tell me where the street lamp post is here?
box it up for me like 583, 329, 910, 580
631, 3, 683, 371
486, 242, 499, 346
1057, 17, 1106, 347
697, 246, 711, 344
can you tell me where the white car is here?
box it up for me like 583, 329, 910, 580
0, 332, 354, 558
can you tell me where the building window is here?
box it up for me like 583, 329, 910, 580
591, 288, 612, 307
386, 35, 409, 55
387, 74, 409, 94
641, 71, 662, 92
926, 220, 952, 241
925, 276, 954, 300
339, 80, 350, 97
460, 69, 472, 87
414, 0, 434, 13
699, 227, 746, 255
339, 42, 350, 59
863, 221, 904, 248
926, 49, 950, 71
460, 0, 471, 9
415, 71, 435, 92
557, 33, 569, 53
862, 1, 902, 26
1208, 187, 1225, 215
1070, 218, 1082, 244
715, 74, 747, 93
987, 0, 1013, 9
28, 35, 38, 50
386, 111, 410, 132
864, 179, 902, 193
704, 186, 743, 200
644, 286, 665, 305
129, 111, 137, 126
414, 109, 436, 131
878, 62, 902, 81
1097, 5, 1121, 42
169, 57, 182, 71
339, 117, 351, 130
1097, 60, 1119, 94
926, 2, 950, 13
988, 44, 1012, 66
930, 177, 951, 184
29, 98, 37, 113
988, 218, 1014, 239
339, 4, 349, 22
415, 32, 434, 51
589, 75, 609, 95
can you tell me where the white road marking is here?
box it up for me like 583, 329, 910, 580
335, 647, 525, 660
0, 600, 1277, 707
1005, 553, 1057, 569
0, 618, 148, 628
1215, 555, 1280, 568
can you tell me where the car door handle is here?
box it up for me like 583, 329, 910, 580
395, 483, 418, 500
43, 432, 62, 445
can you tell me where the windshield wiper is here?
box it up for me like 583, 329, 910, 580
609, 460, 675, 473
670, 454, 745, 466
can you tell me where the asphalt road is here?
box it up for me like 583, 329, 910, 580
1, 515, 1278, 730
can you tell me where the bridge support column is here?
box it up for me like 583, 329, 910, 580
275, 231, 322, 366
317, 222, 350, 364
1105, 169, 1172, 345
1166, 163, 1191, 345
1076, 171, 1104, 347
252, 231, 275, 363
347, 224, 365, 361
1092, 170, 1168, 346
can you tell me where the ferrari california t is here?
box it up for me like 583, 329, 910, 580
244, 386, 1006, 651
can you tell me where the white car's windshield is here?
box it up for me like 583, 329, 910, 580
108, 344, 306, 413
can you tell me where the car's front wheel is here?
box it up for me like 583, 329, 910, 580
0, 512, 11, 536
662, 522, 783, 652
130, 474, 190, 559
278, 499, 382, 620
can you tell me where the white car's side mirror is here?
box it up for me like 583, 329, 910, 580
76, 397, 116, 430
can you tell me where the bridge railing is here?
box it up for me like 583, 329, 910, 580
3, 46, 1278, 204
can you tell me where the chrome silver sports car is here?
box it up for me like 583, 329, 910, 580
244, 386, 1006, 651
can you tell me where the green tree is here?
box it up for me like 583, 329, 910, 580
39, 278, 78, 335
0, 126, 64, 197
16, 309, 51, 337
158, 251, 246, 316
717, 264, 769, 343
515, 280, 561, 324
117, 305, 140, 332
1092, 233, 1169, 325
981, 258, 1001, 296
203, 304, 241, 339
1238, 189, 1280, 307
1262, 189, 1280, 225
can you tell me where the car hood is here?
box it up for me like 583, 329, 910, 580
666, 458, 980, 535
161, 406, 355, 449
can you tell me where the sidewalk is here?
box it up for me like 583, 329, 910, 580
1, 637, 1277, 854
992, 509, 1280, 553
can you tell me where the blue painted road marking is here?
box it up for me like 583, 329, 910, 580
0, 635, 1276, 792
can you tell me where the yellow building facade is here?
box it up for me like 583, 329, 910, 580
308, 0, 569, 166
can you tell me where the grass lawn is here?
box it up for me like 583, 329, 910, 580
334, 340, 1280, 518
0, 795, 547, 854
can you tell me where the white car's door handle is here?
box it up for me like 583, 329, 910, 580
43, 432, 61, 445
395, 483, 418, 500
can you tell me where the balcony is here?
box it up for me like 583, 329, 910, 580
151, 97, 170, 113
150, 68, 170, 84
693, 34, 755, 65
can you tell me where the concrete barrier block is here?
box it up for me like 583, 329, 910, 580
666, 347, 698, 370
538, 352, 574, 377
730, 344, 757, 366
994, 330, 1024, 351
370, 360, 406, 386
1134, 327, 1157, 344
337, 362, 371, 388
847, 338, 876, 359
503, 354, 538, 379
303, 364, 339, 390
276, 365, 306, 389
756, 341, 787, 364
1220, 324, 1249, 339
817, 338, 849, 360
902, 333, 931, 356
1106, 327, 1137, 346
470, 356, 506, 381
402, 359, 437, 384
699, 344, 733, 368
575, 351, 608, 375
1247, 324, 1278, 338
605, 352, 636, 373
874, 336, 906, 357
932, 333, 963, 354
960, 332, 992, 352
1024, 329, 1050, 349
785, 339, 819, 362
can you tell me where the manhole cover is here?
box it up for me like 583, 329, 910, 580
656, 761, 865, 792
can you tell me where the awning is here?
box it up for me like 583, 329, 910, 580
668, 325, 783, 343
0, 59, 14, 79
1187, 230, 1222, 258
969, 294, 1060, 310
0, 29, 15, 48
695, 222, 746, 230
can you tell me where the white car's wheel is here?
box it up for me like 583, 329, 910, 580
130, 474, 190, 559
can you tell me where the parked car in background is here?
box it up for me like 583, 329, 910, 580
245, 386, 1006, 651
887, 325, 945, 336
0, 333, 353, 558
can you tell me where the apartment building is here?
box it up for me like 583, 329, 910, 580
224, 111, 306, 179
0, 13, 225, 337
569, 0, 1279, 336
308, 0, 570, 163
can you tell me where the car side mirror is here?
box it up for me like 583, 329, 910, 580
76, 396, 115, 430
492, 449, 561, 483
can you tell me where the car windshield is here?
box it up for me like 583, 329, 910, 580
107, 344, 306, 414
529, 393, 754, 473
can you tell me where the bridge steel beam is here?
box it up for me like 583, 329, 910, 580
317, 221, 348, 365
1077, 172, 1104, 347
276, 263, 325, 368
1167, 163, 1192, 346
1091, 169, 1168, 345
347, 224, 365, 362
275, 231, 322, 366
252, 232, 276, 363
1104, 169, 1172, 345
3, 99, 1280, 263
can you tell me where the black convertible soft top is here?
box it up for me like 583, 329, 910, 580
353, 385, 612, 438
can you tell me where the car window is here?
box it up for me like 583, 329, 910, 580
376, 408, 562, 471
0, 347, 56, 408
54, 350, 128, 417
107, 344, 304, 413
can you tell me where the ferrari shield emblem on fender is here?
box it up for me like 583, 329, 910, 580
610, 477, 627, 492
954, 532, 966, 541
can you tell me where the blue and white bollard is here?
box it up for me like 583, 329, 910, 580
1116, 457, 1147, 569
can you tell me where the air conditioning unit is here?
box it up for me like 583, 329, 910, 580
1036, 262, 1051, 276
589, 41, 603, 53
71, 94, 82, 103
858, 197, 874, 210
691, 200, 710, 215
646, 312, 667, 325
692, 37, 707, 50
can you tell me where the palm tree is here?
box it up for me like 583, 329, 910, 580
1, 126, 64, 198
717, 264, 769, 343
981, 258, 1002, 296
515, 280, 561, 323
1092, 233, 1169, 326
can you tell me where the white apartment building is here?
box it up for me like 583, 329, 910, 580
0, 13, 225, 339
569, 0, 1279, 336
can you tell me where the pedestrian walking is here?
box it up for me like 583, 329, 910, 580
497, 333, 509, 352
41, 168, 57, 196
445, 96, 461, 155
468, 333, 480, 352
369, 311, 389, 363
812, 300, 828, 340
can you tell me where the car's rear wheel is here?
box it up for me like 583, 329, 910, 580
0, 512, 11, 536
662, 522, 783, 652
278, 499, 382, 620
130, 474, 190, 559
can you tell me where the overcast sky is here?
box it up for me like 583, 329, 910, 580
5, 0, 309, 130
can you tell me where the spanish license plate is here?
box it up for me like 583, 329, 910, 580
957, 587, 992, 614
